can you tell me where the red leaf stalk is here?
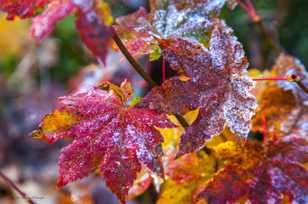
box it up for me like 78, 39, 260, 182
252, 76, 289, 81
162, 57, 166, 82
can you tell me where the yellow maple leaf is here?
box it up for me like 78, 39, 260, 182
0, 15, 31, 57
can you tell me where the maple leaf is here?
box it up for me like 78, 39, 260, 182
139, 20, 257, 155
194, 137, 308, 204
114, 0, 229, 57
75, 4, 112, 64
251, 53, 308, 139
30, 0, 75, 43
0, 0, 50, 19
32, 80, 175, 203
157, 151, 217, 204
272, 53, 308, 100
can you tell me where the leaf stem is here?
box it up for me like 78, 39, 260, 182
252, 76, 289, 81
252, 75, 308, 93
0, 170, 36, 204
162, 57, 166, 82
111, 27, 157, 87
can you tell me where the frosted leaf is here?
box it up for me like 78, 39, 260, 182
32, 81, 175, 203
115, 0, 231, 57
139, 21, 257, 155
194, 138, 308, 204
224, 75, 257, 137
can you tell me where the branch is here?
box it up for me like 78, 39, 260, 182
0, 170, 36, 204
111, 27, 157, 87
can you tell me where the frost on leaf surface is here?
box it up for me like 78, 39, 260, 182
139, 20, 257, 155
32, 81, 175, 203
0, 0, 49, 19
194, 137, 308, 204
114, 0, 229, 57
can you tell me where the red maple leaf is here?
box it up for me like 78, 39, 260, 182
194, 136, 308, 204
139, 20, 257, 156
30, 0, 75, 43
75, 7, 112, 64
32, 80, 175, 203
0, 0, 49, 19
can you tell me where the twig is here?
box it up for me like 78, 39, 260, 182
111, 27, 157, 87
0, 170, 35, 204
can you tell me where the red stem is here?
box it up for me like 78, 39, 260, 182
253, 75, 308, 93
252, 76, 289, 81
237, 0, 261, 22
0, 170, 36, 204
162, 57, 166, 82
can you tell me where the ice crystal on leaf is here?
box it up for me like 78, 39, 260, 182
139, 20, 257, 156
114, 0, 229, 57
32, 80, 175, 203
194, 137, 308, 204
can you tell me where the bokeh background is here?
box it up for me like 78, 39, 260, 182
0, 0, 307, 203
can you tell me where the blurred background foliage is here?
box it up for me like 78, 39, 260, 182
0, 0, 307, 203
